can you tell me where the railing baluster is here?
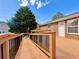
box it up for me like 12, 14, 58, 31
0, 34, 23, 59
29, 32, 56, 59
49, 32, 56, 59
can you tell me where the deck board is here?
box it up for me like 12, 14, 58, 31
15, 36, 49, 59
56, 37, 79, 59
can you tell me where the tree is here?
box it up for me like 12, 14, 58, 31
52, 12, 64, 21
8, 7, 37, 33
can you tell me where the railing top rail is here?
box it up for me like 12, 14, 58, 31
0, 34, 23, 45
24, 32, 55, 36
0, 34, 22, 39
31, 30, 55, 32
29, 32, 56, 59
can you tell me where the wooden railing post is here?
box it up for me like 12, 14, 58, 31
29, 32, 56, 59
3, 41, 9, 59
0, 45, 1, 59
49, 32, 56, 59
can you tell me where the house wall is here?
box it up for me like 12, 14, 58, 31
65, 20, 79, 40
50, 23, 58, 36
39, 25, 48, 30
39, 23, 58, 32
56, 19, 79, 40
39, 18, 79, 40
39, 23, 58, 36
0, 22, 9, 34
51, 23, 58, 32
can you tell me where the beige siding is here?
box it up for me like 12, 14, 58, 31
51, 23, 58, 35
39, 25, 48, 30
39, 18, 79, 40
39, 23, 58, 36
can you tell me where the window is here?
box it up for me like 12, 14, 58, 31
67, 19, 79, 34
48, 25, 51, 30
2, 31, 4, 33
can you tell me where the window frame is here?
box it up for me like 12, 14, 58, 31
67, 18, 79, 35
48, 25, 51, 30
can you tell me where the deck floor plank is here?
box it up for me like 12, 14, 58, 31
15, 36, 49, 59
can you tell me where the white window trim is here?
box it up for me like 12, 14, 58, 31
67, 18, 79, 35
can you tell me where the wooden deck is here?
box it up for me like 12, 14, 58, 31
15, 36, 49, 59
56, 37, 79, 59
15, 36, 79, 59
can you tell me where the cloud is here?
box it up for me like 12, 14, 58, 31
43, 1, 50, 6
18, 0, 20, 1
18, 0, 51, 9
37, 1, 42, 9
36, 0, 50, 9
30, 0, 36, 5
20, 0, 29, 7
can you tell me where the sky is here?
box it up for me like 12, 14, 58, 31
0, 0, 79, 24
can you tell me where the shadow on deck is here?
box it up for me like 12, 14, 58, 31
15, 36, 79, 59
15, 36, 49, 59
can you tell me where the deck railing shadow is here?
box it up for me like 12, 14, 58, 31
0, 31, 56, 59
0, 34, 23, 59
27, 31, 56, 59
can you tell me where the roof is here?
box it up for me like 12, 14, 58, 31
39, 12, 79, 27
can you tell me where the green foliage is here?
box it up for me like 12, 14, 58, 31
8, 7, 37, 33
52, 12, 64, 21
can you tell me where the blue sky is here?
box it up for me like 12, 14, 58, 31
0, 0, 79, 24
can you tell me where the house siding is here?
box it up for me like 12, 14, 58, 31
39, 17, 79, 40
0, 22, 9, 34
39, 23, 58, 36
51, 23, 58, 36
39, 25, 48, 30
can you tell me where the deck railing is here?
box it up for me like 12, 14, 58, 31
28, 32, 56, 59
0, 34, 23, 59
0, 32, 56, 59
